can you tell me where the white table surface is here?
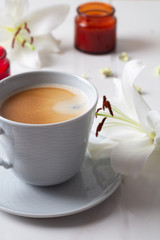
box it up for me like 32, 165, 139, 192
1, 0, 160, 239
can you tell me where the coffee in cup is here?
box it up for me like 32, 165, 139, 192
0, 85, 89, 124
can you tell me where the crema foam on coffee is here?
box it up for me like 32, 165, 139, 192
0, 85, 89, 124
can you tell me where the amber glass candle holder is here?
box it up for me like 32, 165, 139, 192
0, 46, 10, 80
75, 2, 116, 54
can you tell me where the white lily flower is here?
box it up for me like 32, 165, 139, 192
0, 0, 69, 68
89, 60, 160, 178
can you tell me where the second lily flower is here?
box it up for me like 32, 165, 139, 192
0, 0, 69, 68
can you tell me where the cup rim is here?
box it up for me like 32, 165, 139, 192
0, 71, 98, 127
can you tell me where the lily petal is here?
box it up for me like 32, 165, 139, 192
122, 60, 145, 118
22, 5, 69, 36
0, 9, 16, 28
11, 47, 41, 69
155, 124, 160, 146
0, 27, 12, 42
147, 110, 160, 128
133, 87, 152, 132
143, 146, 160, 181
88, 133, 117, 160
122, 60, 152, 132
112, 77, 132, 117
34, 34, 61, 53
111, 135, 154, 178
11, 33, 61, 68
5, 0, 29, 25
147, 110, 160, 145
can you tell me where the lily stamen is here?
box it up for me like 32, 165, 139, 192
95, 108, 103, 117
24, 22, 30, 33
96, 117, 107, 137
96, 96, 114, 136
12, 27, 21, 48
30, 37, 34, 44
95, 95, 150, 137
22, 40, 26, 47
11, 22, 34, 50
103, 96, 114, 116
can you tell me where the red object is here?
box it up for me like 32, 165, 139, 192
75, 2, 116, 54
0, 46, 10, 80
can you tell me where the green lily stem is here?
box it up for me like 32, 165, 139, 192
96, 112, 141, 128
111, 105, 140, 127
103, 121, 144, 132
96, 112, 155, 141
16, 34, 35, 50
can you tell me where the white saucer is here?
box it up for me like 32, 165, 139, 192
0, 155, 122, 218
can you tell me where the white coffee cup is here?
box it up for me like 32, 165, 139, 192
0, 71, 98, 186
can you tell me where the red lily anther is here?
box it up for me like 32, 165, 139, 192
30, 37, 34, 44
95, 107, 103, 117
103, 95, 114, 116
96, 117, 107, 137
24, 22, 30, 33
12, 27, 21, 48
